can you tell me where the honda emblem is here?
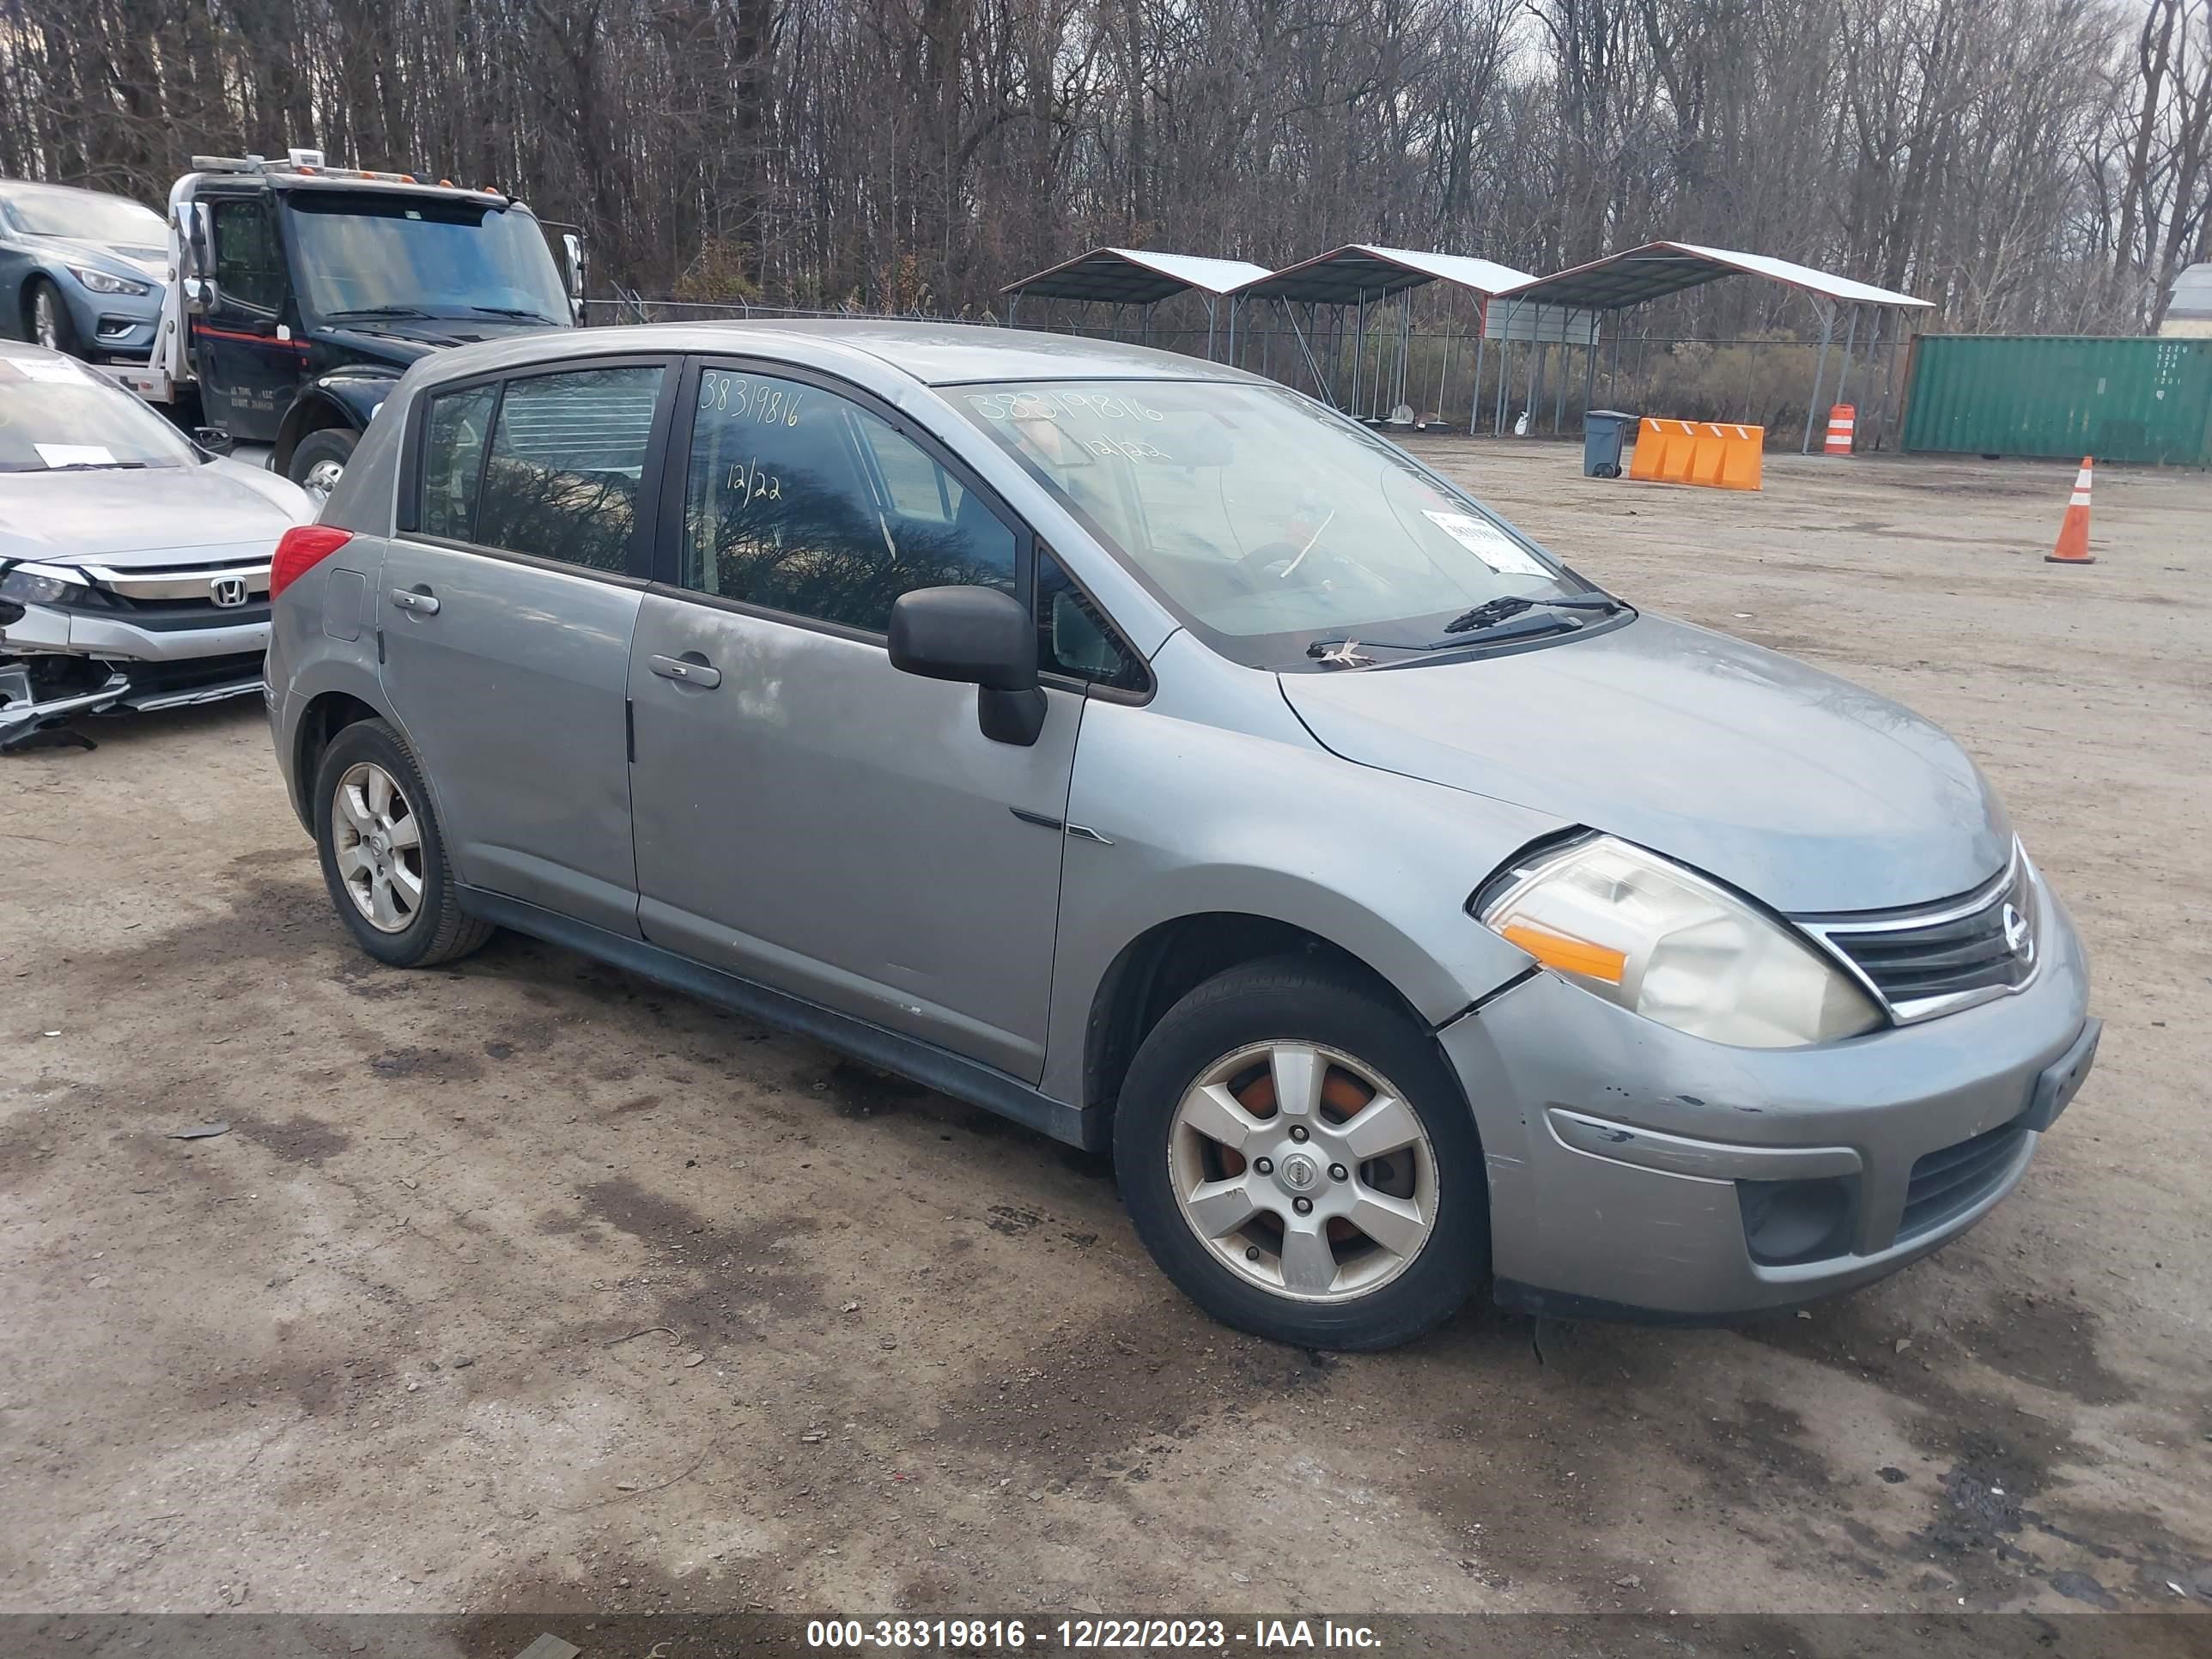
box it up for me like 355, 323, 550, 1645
210, 575, 250, 608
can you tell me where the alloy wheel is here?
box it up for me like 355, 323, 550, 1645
303, 459, 345, 504
33, 289, 61, 350
331, 761, 424, 933
1168, 1040, 1437, 1302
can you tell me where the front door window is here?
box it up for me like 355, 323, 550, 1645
679, 367, 1016, 629
211, 200, 284, 313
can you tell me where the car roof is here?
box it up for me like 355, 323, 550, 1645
410, 319, 1269, 392
0, 178, 153, 207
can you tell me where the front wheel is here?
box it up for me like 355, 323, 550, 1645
289, 427, 359, 504
1115, 958, 1488, 1351
28, 278, 82, 357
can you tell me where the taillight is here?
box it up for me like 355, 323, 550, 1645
270, 526, 353, 599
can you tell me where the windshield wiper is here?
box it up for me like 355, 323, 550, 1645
325, 304, 434, 320
1442, 593, 1626, 635
46, 460, 155, 471
465, 305, 563, 324
1305, 602, 1624, 670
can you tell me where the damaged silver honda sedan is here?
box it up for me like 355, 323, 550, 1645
0, 338, 312, 751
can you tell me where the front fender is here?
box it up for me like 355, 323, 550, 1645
1038, 635, 1566, 1106
273, 368, 403, 471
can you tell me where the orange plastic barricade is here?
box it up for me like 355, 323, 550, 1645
1824, 404, 1856, 455
1627, 418, 1764, 491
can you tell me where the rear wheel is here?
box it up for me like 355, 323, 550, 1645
1115, 958, 1487, 1351
27, 278, 81, 357
289, 428, 359, 504
313, 718, 492, 968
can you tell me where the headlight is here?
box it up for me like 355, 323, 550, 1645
1476, 835, 1884, 1048
0, 562, 102, 608
66, 264, 150, 296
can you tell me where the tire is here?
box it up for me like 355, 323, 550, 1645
289, 427, 360, 501
313, 718, 493, 968
27, 278, 82, 357
1115, 957, 1488, 1351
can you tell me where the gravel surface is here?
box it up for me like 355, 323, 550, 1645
2, 441, 2206, 1626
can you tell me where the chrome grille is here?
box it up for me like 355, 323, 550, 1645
1796, 844, 2039, 1024
80, 556, 270, 604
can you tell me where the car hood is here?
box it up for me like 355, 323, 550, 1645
38, 234, 165, 283
0, 462, 312, 567
1277, 613, 2011, 914
316, 316, 566, 361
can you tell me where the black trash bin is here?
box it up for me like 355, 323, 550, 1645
1583, 410, 1634, 478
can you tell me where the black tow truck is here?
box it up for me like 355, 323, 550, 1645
112, 149, 584, 498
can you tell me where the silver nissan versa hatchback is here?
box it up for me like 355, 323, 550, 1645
264, 323, 2098, 1351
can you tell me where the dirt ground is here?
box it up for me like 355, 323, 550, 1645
3, 441, 2209, 1633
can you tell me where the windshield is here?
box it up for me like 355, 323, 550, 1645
3, 185, 165, 246
956, 380, 1600, 669
285, 193, 569, 325
0, 356, 201, 472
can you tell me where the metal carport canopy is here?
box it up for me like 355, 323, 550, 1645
1000, 247, 1274, 305
1494, 241, 1931, 453
1497, 241, 1931, 311
1240, 244, 1537, 303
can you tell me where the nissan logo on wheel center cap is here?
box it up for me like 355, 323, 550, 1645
1279, 1152, 1320, 1191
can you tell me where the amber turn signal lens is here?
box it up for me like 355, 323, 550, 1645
1499, 922, 1627, 985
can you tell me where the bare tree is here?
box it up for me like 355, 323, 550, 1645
0, 0, 2195, 331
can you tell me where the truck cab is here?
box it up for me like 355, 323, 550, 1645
117, 150, 582, 499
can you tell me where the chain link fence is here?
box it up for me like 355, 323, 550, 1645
584, 297, 1910, 453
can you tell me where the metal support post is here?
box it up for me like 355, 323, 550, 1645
1352, 291, 1364, 417
1802, 300, 1835, 454
1833, 304, 1860, 410
1582, 318, 1597, 424
1279, 297, 1333, 404
1469, 301, 1488, 434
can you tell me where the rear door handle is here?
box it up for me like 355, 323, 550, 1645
390, 587, 440, 616
649, 653, 721, 689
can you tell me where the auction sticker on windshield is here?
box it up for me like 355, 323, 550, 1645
34, 444, 117, 469
15, 358, 89, 385
1422, 509, 1549, 578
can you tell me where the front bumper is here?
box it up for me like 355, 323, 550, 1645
2, 600, 269, 747
1443, 886, 2094, 1320
62, 282, 158, 361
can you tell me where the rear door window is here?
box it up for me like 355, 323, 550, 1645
418, 383, 498, 542
474, 365, 664, 574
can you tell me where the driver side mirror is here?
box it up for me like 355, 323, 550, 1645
888, 586, 1045, 746
182, 204, 216, 314
192, 427, 235, 457
562, 232, 587, 323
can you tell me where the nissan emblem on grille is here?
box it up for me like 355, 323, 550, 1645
2003, 902, 2033, 963
210, 575, 250, 608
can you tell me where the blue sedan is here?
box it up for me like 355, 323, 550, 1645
0, 180, 167, 362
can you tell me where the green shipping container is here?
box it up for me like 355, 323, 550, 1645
1901, 335, 2212, 466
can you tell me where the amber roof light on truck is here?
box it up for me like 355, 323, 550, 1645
185, 149, 508, 201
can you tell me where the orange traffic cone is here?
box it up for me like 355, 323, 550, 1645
2045, 458, 2096, 565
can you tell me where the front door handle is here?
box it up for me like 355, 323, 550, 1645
649, 653, 721, 690
390, 587, 441, 616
